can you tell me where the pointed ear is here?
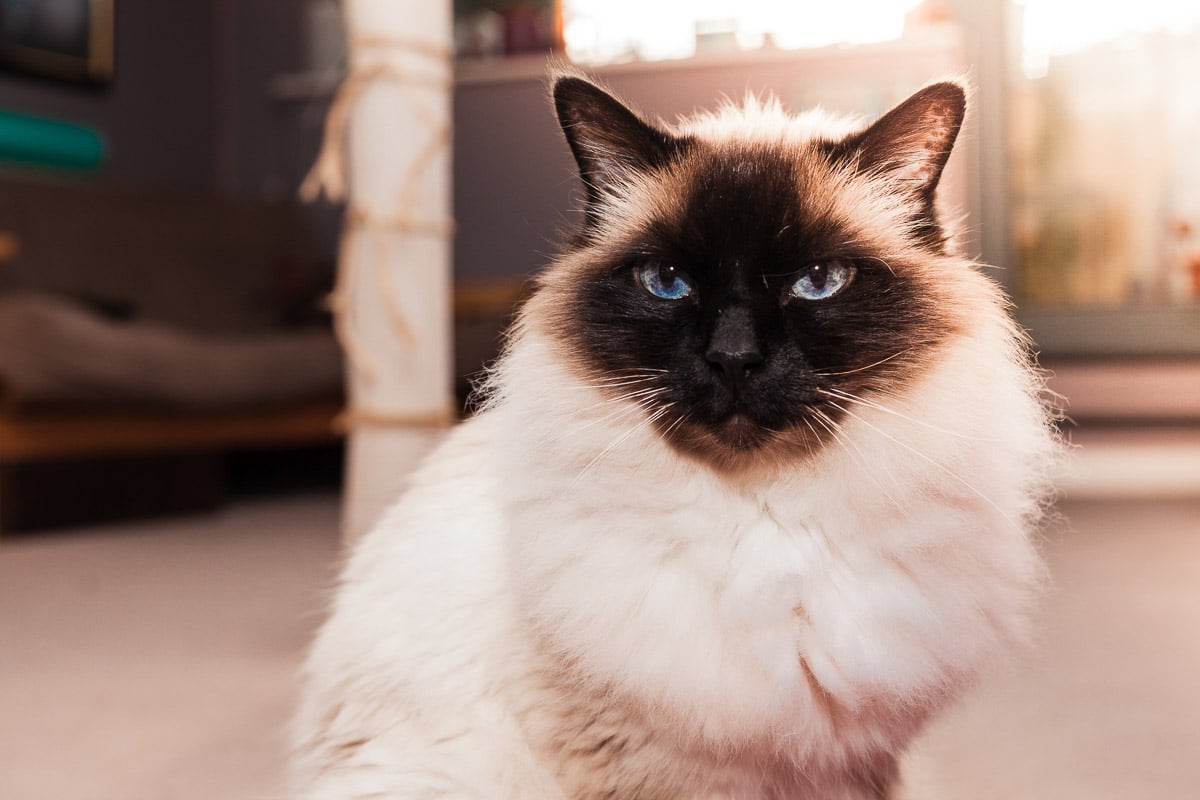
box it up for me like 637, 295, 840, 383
552, 76, 680, 214
845, 81, 966, 202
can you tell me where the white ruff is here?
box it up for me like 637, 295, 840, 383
292, 294, 1055, 798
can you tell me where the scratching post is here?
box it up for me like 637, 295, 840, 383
303, 0, 455, 541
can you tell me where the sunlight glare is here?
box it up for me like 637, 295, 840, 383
562, 0, 922, 64
1020, 0, 1200, 77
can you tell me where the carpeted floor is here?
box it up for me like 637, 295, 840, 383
2, 488, 1199, 799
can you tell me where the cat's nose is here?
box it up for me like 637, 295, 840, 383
705, 307, 763, 386
706, 347, 763, 383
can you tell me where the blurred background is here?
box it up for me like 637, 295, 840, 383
2, 0, 1198, 531
1, 2, 1199, 799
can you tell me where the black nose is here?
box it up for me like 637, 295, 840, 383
706, 346, 763, 381
705, 307, 763, 386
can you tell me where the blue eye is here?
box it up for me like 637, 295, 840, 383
635, 262, 694, 301
789, 261, 855, 301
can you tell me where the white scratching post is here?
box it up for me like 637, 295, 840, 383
303, 0, 455, 541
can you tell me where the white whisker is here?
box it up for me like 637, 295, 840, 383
559, 372, 667, 392
570, 403, 675, 490
801, 417, 822, 459
661, 408, 691, 439
567, 390, 668, 437
810, 407, 906, 512
574, 385, 668, 414
858, 254, 897, 276
824, 399, 1018, 528
818, 387, 1007, 443
814, 349, 912, 377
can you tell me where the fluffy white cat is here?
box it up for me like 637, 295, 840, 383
291, 75, 1058, 799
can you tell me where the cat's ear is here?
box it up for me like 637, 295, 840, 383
553, 76, 680, 214
842, 81, 966, 204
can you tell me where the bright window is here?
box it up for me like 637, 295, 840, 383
1012, 1, 1200, 309
561, 0, 923, 64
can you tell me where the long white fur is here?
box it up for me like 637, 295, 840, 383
291, 93, 1057, 800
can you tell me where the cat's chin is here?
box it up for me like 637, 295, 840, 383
665, 412, 811, 474
715, 412, 768, 447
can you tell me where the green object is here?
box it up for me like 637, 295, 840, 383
0, 109, 105, 170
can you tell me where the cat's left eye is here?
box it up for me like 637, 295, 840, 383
635, 262, 695, 301
788, 261, 856, 301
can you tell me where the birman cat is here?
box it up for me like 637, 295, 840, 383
292, 74, 1057, 800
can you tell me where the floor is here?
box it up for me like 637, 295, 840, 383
903, 497, 1200, 799
0, 493, 342, 800
2, 487, 1199, 799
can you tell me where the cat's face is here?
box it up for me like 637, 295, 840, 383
535, 76, 970, 472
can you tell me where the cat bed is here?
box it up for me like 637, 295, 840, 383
0, 291, 342, 409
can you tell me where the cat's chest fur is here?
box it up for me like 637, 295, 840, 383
512, 466, 817, 719
487, 342, 1031, 793
296, 318, 1043, 799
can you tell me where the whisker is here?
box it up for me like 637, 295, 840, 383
548, 377, 670, 420
570, 403, 675, 489
580, 385, 668, 410
856, 254, 897, 276
559, 372, 668, 391
818, 387, 1007, 443
660, 408, 690, 439
814, 349, 912, 377
567, 390, 668, 437
824, 400, 1019, 527
801, 417, 822, 459
810, 407, 906, 512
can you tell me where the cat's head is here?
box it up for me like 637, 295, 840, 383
531, 74, 976, 473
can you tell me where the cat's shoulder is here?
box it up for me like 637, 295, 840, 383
346, 412, 506, 579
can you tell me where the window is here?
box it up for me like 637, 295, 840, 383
1008, 0, 1200, 356
561, 0, 922, 65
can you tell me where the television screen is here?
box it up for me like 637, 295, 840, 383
0, 0, 113, 84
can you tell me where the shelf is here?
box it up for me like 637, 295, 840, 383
268, 70, 343, 102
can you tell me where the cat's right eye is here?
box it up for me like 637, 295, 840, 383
635, 262, 695, 301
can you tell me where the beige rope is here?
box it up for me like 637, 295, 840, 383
335, 405, 457, 433
325, 221, 380, 382
304, 35, 455, 428
354, 33, 454, 61
300, 48, 451, 204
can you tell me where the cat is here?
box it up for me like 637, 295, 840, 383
291, 73, 1058, 800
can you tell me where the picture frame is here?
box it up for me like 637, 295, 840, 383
0, 0, 114, 85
